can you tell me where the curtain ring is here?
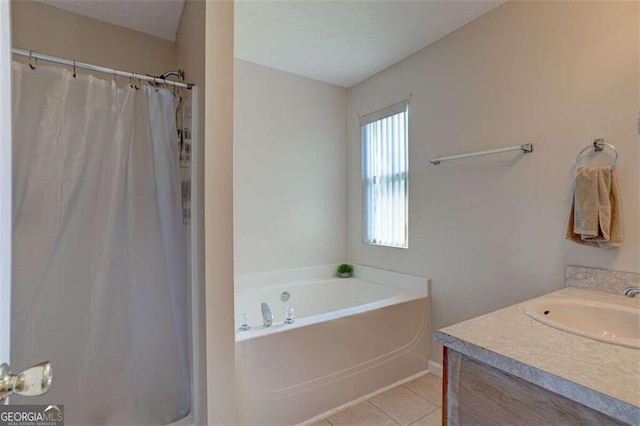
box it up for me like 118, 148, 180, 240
28, 50, 37, 70
72, 60, 77, 78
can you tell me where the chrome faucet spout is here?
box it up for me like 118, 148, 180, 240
261, 302, 274, 327
622, 287, 640, 298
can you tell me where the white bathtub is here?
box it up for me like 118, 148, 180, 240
235, 277, 418, 339
235, 266, 430, 426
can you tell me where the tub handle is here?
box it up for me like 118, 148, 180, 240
284, 307, 295, 324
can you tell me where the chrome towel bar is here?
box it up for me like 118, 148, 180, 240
429, 143, 533, 165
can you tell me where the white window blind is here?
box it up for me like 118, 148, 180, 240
361, 101, 408, 248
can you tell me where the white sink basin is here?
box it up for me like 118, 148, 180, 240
524, 298, 640, 349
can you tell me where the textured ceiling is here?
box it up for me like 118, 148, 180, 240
36, 0, 504, 86
235, 0, 505, 87
36, 0, 186, 41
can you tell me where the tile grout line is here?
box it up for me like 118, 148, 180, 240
366, 400, 402, 426
407, 407, 441, 426
407, 415, 426, 426
401, 383, 442, 409
322, 377, 442, 426
373, 390, 439, 425
371, 382, 441, 425
307, 371, 431, 426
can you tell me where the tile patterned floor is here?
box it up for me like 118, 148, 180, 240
313, 373, 443, 426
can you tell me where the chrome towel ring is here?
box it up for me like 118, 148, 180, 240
575, 138, 618, 168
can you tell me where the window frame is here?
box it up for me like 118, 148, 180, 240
360, 100, 409, 249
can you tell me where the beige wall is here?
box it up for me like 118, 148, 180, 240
347, 1, 640, 363
233, 59, 348, 275
204, 1, 236, 425
178, 1, 237, 424
176, 0, 205, 88
175, 0, 208, 423
11, 1, 175, 76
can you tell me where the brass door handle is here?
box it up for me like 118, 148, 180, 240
0, 361, 52, 404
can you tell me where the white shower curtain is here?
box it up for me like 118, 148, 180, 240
11, 62, 190, 425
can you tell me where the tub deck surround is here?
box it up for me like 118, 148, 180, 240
435, 288, 640, 425
234, 263, 428, 294
235, 264, 343, 292
352, 264, 430, 296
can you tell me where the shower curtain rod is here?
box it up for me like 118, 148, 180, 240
12, 48, 193, 89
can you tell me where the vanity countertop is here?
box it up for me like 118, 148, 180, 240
434, 287, 640, 425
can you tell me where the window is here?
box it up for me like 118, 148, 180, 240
361, 101, 408, 248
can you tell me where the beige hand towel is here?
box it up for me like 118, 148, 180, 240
566, 166, 622, 247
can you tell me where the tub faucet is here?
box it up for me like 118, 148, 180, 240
622, 287, 640, 297
261, 302, 273, 327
